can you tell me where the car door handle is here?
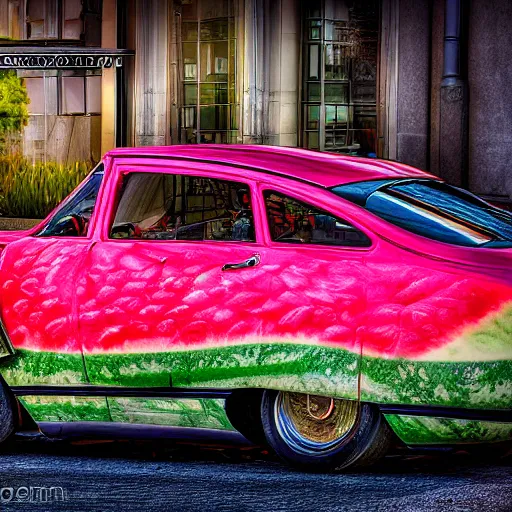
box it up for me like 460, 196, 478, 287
222, 254, 260, 271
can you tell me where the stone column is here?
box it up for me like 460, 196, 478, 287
242, 0, 300, 146
380, 0, 431, 168
101, 0, 117, 154
396, 0, 431, 170
133, 0, 169, 147
242, 0, 267, 144
272, 0, 300, 147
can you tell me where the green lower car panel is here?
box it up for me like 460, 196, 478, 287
18, 395, 234, 430
385, 414, 512, 445
1, 349, 86, 385
86, 344, 510, 410
361, 357, 511, 410
108, 397, 234, 431
19, 396, 110, 423
85, 343, 361, 400
1, 343, 511, 411
2, 346, 511, 445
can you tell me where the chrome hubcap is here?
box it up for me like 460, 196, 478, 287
274, 392, 359, 455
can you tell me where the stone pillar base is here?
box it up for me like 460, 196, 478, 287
439, 81, 469, 187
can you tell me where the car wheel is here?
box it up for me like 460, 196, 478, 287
261, 390, 392, 472
0, 379, 15, 444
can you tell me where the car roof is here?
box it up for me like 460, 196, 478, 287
105, 145, 439, 188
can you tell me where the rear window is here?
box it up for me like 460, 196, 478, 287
332, 179, 512, 248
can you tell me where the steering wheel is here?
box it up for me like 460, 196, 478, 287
51, 213, 88, 237
111, 222, 138, 239
275, 230, 306, 243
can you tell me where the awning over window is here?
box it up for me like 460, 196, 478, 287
0, 47, 134, 69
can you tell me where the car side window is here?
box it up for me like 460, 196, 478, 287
37, 164, 104, 237
264, 190, 371, 247
110, 173, 256, 242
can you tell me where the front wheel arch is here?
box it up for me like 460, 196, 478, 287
0, 376, 16, 444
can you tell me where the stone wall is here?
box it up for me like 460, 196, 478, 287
468, 0, 512, 203
395, 0, 431, 171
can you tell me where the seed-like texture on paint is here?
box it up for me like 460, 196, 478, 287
0, 155, 511, 447
384, 415, 512, 445
2, 237, 512, 363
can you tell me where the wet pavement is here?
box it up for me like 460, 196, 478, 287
0, 437, 511, 511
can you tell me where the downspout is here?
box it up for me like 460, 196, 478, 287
441, 0, 462, 87
439, 0, 469, 188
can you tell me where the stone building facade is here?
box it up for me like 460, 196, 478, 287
0, 0, 511, 206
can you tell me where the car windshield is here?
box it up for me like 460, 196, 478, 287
37, 164, 104, 237
332, 179, 512, 248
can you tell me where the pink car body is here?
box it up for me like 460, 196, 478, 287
0, 145, 511, 449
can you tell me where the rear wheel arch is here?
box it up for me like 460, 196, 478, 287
224, 388, 267, 445
260, 390, 393, 471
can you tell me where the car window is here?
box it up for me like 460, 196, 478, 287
332, 179, 512, 248
264, 190, 371, 247
110, 173, 255, 242
37, 164, 104, 237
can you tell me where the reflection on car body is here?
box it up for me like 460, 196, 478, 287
0, 145, 511, 472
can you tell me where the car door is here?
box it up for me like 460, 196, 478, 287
81, 164, 372, 410
251, 182, 374, 403
79, 165, 267, 426
0, 165, 112, 423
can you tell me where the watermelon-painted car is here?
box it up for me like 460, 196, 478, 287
0, 145, 511, 471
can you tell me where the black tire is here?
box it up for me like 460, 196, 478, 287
261, 390, 392, 472
0, 379, 15, 444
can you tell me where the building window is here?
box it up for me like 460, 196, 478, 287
302, 0, 379, 155
180, 0, 238, 144
25, 0, 101, 43
22, 70, 102, 116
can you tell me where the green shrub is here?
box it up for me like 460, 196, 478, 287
0, 71, 29, 142
0, 154, 93, 219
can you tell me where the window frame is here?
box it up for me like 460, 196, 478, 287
105, 165, 263, 245
21, 69, 102, 117
259, 184, 373, 251
178, 0, 239, 145
300, 0, 379, 154
26, 0, 84, 41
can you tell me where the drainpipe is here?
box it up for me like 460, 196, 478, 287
442, 0, 461, 86
439, 0, 469, 188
